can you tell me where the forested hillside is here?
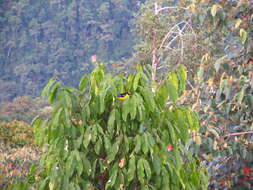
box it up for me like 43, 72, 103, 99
0, 0, 144, 101
1, 0, 253, 189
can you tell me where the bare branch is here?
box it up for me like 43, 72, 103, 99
225, 131, 253, 137
154, 2, 188, 15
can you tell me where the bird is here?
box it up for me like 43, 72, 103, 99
116, 92, 130, 100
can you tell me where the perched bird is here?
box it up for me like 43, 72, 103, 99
116, 92, 130, 100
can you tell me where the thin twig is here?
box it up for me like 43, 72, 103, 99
154, 2, 188, 15
159, 21, 186, 50
225, 131, 253, 137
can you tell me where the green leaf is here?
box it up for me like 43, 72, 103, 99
74, 150, 83, 176
106, 164, 118, 189
91, 125, 98, 143
142, 159, 151, 180
175, 109, 189, 141
75, 135, 83, 149
141, 133, 149, 155
133, 72, 141, 91
66, 152, 75, 177
141, 88, 155, 112
123, 136, 130, 154
52, 107, 63, 126
41, 77, 56, 97
167, 72, 179, 104
130, 95, 137, 120
122, 99, 130, 121
104, 135, 111, 153
91, 159, 98, 178
156, 85, 169, 107
62, 90, 72, 110
94, 137, 102, 155
79, 75, 88, 91
82, 156, 92, 176
168, 72, 179, 91
83, 128, 92, 148
107, 141, 119, 163
137, 159, 145, 184
99, 88, 107, 113
167, 83, 178, 104
108, 109, 116, 132
177, 65, 187, 93
127, 156, 136, 182
152, 153, 161, 175
134, 135, 142, 153
49, 82, 61, 104
237, 86, 246, 104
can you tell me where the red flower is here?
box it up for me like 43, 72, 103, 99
249, 59, 253, 63
243, 166, 251, 176
167, 144, 173, 151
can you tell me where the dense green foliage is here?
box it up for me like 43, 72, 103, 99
133, 0, 253, 188
2, 0, 253, 189
8, 65, 208, 189
0, 0, 144, 101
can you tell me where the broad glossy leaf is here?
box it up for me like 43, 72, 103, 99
83, 128, 92, 148
82, 157, 92, 176
108, 109, 116, 132
152, 153, 161, 175
41, 77, 56, 97
49, 82, 61, 104
107, 141, 119, 163
74, 150, 83, 176
142, 159, 151, 180
141, 133, 149, 155
134, 135, 142, 153
130, 95, 137, 119
94, 137, 102, 155
122, 99, 130, 121
127, 156, 136, 182
177, 65, 187, 93
106, 164, 118, 189
79, 75, 88, 91
167, 83, 178, 104
137, 159, 145, 184
133, 72, 141, 91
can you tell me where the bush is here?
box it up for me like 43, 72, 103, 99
0, 120, 34, 147
0, 144, 40, 190
8, 65, 208, 190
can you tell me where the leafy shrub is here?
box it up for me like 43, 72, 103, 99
8, 65, 208, 190
0, 120, 34, 147
0, 144, 40, 190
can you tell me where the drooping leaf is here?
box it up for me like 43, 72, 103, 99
41, 77, 56, 97
127, 156, 136, 182
79, 75, 88, 92
137, 159, 145, 184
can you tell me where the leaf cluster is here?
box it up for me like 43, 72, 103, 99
8, 65, 208, 190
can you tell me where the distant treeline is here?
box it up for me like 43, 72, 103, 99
0, 0, 145, 102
